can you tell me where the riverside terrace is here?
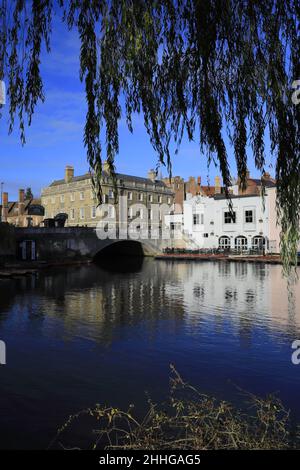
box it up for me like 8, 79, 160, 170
156, 247, 294, 265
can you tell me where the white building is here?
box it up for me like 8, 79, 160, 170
165, 191, 273, 252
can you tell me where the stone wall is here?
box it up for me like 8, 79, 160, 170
0, 223, 16, 264
14, 227, 186, 262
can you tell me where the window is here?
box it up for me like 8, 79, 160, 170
128, 192, 133, 200
80, 208, 84, 219
148, 194, 153, 202
80, 191, 84, 200
193, 214, 200, 225
103, 194, 108, 203
245, 210, 253, 223
138, 193, 143, 202
235, 236, 247, 251
60, 194, 64, 203
203, 233, 209, 238
167, 197, 171, 204
224, 211, 236, 224
252, 236, 265, 249
201, 214, 204, 224
70, 193, 75, 202
219, 236, 230, 249
91, 206, 96, 218
158, 195, 162, 203
108, 189, 113, 199
70, 208, 75, 220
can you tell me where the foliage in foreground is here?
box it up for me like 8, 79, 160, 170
50, 365, 298, 450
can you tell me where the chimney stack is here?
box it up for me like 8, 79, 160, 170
214, 176, 221, 194
19, 189, 25, 216
19, 189, 25, 203
1, 192, 8, 222
103, 160, 111, 174
148, 169, 156, 182
65, 165, 74, 183
262, 172, 271, 181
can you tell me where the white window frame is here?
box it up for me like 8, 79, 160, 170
245, 209, 254, 223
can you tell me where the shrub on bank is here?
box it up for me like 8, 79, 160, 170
50, 365, 298, 450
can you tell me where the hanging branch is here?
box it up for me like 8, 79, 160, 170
0, 0, 299, 273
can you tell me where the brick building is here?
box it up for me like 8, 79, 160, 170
0, 189, 44, 227
162, 175, 224, 212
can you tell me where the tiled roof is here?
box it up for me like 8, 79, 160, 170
249, 178, 276, 188
214, 193, 267, 200
200, 186, 223, 197
49, 171, 168, 188
7, 198, 42, 215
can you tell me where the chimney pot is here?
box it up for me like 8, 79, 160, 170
19, 189, 25, 203
215, 176, 221, 194
1, 192, 8, 222
103, 160, 111, 174
65, 165, 74, 183
18, 189, 25, 216
2, 192, 8, 206
148, 169, 156, 182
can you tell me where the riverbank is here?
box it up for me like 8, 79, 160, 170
0, 258, 92, 278
0, 254, 288, 277
155, 253, 284, 264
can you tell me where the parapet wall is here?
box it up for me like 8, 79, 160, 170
0, 223, 16, 264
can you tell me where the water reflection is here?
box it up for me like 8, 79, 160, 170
0, 259, 300, 449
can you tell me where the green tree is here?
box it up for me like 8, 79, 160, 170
0, 0, 299, 271
25, 187, 33, 200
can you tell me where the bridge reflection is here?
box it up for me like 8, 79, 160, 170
93, 240, 144, 259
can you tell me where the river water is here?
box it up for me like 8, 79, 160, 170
0, 258, 300, 449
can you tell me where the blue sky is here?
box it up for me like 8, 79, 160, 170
0, 14, 274, 200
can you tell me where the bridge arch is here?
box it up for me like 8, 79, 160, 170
93, 239, 145, 261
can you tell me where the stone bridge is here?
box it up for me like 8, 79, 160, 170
14, 227, 187, 262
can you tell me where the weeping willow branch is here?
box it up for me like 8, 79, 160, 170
0, 0, 299, 273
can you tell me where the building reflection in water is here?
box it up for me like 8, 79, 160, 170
1, 258, 300, 450
0, 259, 299, 347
